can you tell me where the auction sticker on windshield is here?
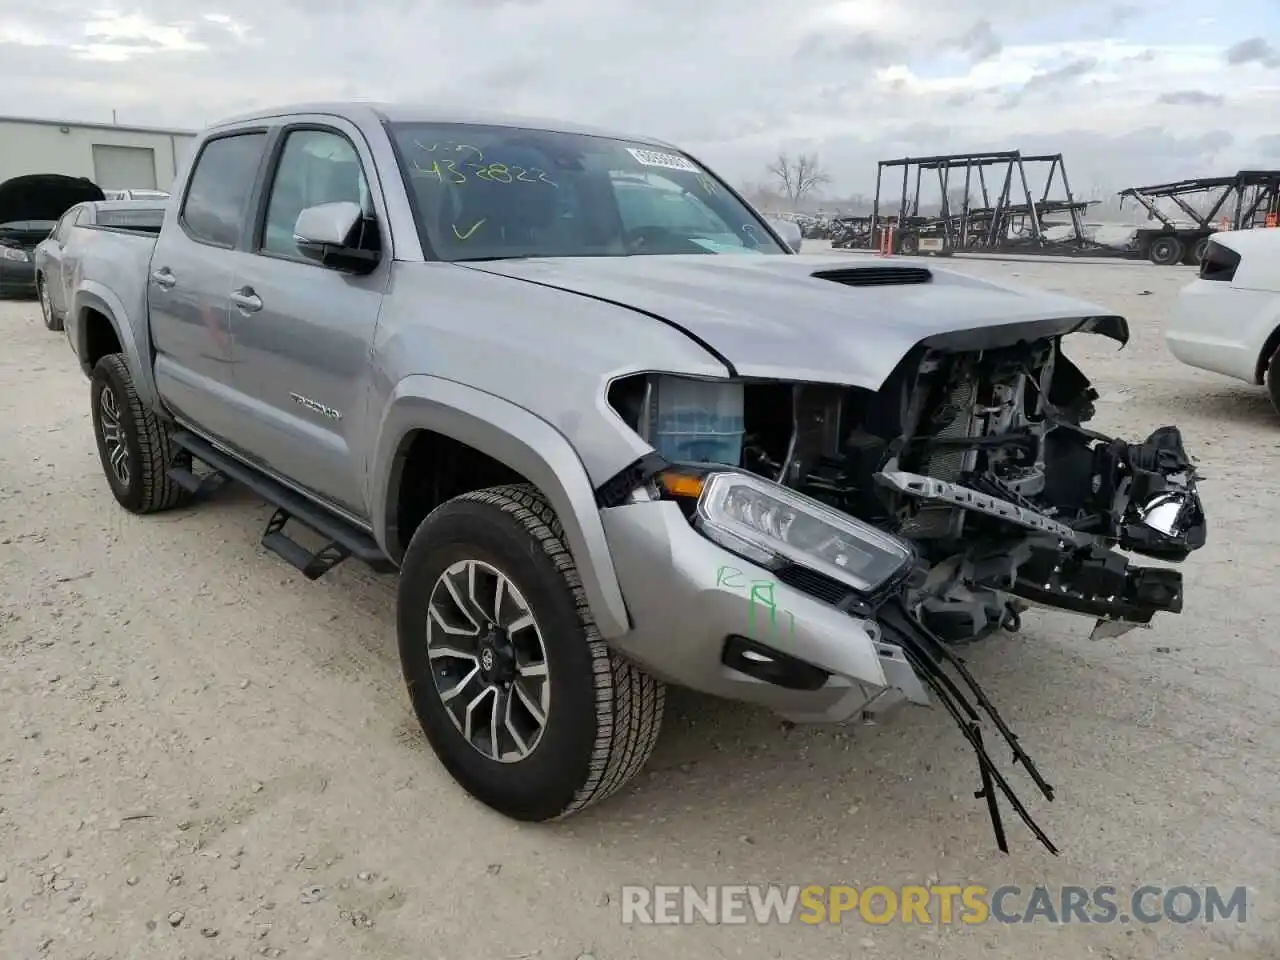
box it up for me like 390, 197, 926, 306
626, 148, 699, 172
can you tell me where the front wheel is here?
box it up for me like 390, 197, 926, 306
37, 276, 61, 331
397, 484, 665, 821
1265, 345, 1280, 418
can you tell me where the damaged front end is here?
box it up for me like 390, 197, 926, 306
605, 321, 1206, 853
867, 339, 1205, 644
609, 330, 1205, 645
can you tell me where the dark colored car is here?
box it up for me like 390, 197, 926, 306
0, 174, 105, 298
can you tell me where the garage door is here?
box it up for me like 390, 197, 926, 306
92, 144, 158, 190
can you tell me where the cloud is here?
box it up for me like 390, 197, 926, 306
1156, 90, 1227, 106
954, 19, 1003, 63
0, 1, 1275, 194
1225, 37, 1280, 67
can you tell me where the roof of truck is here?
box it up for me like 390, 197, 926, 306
208, 101, 672, 147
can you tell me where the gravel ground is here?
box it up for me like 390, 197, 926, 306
2, 254, 1278, 960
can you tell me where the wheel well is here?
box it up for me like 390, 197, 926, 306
389, 429, 530, 558
1255, 325, 1280, 385
82, 308, 123, 372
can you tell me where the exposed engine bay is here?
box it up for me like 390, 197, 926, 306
611, 334, 1206, 646
608, 332, 1206, 855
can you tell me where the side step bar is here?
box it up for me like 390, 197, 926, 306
168, 431, 395, 580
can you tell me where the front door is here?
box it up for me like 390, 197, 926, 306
225, 121, 390, 518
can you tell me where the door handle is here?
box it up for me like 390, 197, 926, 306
230, 287, 263, 313
151, 268, 176, 289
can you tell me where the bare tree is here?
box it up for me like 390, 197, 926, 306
766, 151, 831, 207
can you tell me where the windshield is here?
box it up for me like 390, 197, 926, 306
388, 122, 785, 261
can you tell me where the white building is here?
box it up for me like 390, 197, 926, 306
0, 115, 198, 192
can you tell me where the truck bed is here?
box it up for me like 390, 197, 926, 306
67, 227, 156, 376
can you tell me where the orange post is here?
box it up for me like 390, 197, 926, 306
879, 225, 895, 257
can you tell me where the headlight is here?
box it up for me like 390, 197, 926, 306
682, 470, 914, 595
1, 247, 29, 262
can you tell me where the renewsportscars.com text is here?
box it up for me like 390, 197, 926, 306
620, 884, 1249, 926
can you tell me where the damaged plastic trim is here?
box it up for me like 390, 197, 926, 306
876, 599, 1059, 856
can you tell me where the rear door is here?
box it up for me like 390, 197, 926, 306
224, 118, 390, 517
42, 208, 78, 313
148, 128, 270, 444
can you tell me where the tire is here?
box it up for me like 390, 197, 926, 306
898, 233, 920, 255
89, 354, 191, 514
1266, 346, 1280, 418
1191, 237, 1210, 264
1149, 235, 1184, 266
37, 275, 61, 331
397, 483, 665, 822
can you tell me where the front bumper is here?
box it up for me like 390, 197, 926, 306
0, 255, 36, 297
600, 498, 930, 723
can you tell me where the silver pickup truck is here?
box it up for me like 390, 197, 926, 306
66, 101, 1205, 851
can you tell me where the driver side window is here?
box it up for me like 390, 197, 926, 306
261, 128, 371, 259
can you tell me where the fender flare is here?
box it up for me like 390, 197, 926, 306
73, 280, 160, 409
368, 375, 632, 639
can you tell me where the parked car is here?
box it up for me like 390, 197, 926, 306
32, 200, 166, 330
102, 189, 171, 202
1166, 228, 1280, 414
63, 102, 1205, 850
0, 174, 104, 298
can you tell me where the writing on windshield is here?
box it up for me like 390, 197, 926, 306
389, 122, 785, 261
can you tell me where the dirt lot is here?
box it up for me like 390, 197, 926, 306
2, 255, 1278, 960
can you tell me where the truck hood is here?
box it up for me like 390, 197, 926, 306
0, 174, 104, 227
462, 254, 1128, 388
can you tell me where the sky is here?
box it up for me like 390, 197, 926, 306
1, 0, 1279, 197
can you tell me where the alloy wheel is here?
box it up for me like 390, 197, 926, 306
39, 282, 52, 325
98, 385, 131, 487
425, 558, 551, 762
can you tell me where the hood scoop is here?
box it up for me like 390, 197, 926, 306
812, 266, 933, 287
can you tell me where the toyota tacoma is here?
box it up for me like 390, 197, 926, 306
63, 102, 1206, 852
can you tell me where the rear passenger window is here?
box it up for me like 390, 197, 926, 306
181, 132, 267, 247
53, 209, 78, 242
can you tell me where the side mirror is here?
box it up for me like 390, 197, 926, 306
768, 218, 803, 253
293, 201, 379, 274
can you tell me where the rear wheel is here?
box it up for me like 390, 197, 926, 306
37, 276, 61, 331
397, 483, 665, 821
90, 354, 191, 514
1149, 235, 1184, 266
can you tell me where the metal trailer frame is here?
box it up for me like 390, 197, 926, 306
1117, 170, 1280, 266
867, 150, 1108, 257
